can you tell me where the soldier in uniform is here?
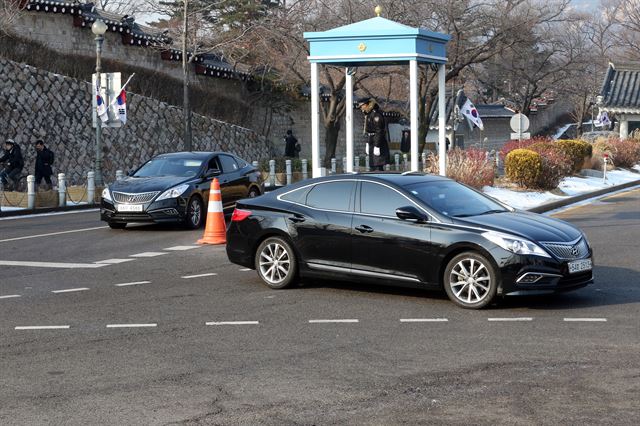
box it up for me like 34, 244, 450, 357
358, 98, 390, 171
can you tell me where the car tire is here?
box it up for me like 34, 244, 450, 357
255, 236, 297, 289
248, 187, 261, 198
108, 222, 127, 229
184, 196, 204, 229
443, 251, 497, 309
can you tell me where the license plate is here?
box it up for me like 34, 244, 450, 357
116, 204, 143, 212
568, 258, 592, 274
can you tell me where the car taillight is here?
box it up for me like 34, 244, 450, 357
231, 208, 252, 222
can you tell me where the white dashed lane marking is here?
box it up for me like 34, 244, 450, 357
106, 324, 157, 328
0, 261, 107, 269
239, 268, 252, 271
0, 295, 21, 299
52, 287, 90, 294
15, 325, 70, 330
129, 252, 168, 258
564, 318, 607, 322
309, 319, 359, 324
94, 258, 135, 264
400, 318, 449, 323
114, 281, 150, 287
206, 321, 260, 326
164, 246, 199, 251
181, 273, 217, 279
488, 317, 534, 322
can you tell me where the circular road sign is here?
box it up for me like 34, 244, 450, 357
510, 113, 530, 133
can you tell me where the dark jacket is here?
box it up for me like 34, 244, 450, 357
0, 144, 24, 172
284, 134, 298, 158
364, 109, 390, 167
35, 147, 54, 177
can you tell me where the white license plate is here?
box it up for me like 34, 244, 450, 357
568, 258, 592, 274
116, 204, 143, 212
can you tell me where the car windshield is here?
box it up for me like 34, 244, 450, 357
404, 180, 508, 217
133, 157, 204, 178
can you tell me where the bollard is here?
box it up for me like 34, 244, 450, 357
58, 173, 66, 207
385, 164, 391, 171
302, 159, 308, 180
331, 158, 337, 174
354, 156, 360, 172
115, 170, 124, 181
342, 157, 348, 173
421, 152, 427, 172
87, 171, 96, 204
252, 160, 259, 169
285, 159, 292, 185
268, 159, 276, 187
365, 155, 370, 171
394, 153, 400, 171
603, 155, 608, 183
403, 153, 409, 171
27, 175, 36, 209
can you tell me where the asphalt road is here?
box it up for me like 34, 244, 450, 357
1, 189, 639, 425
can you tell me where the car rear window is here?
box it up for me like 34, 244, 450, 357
280, 186, 312, 204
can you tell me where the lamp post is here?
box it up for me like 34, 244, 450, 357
92, 19, 107, 187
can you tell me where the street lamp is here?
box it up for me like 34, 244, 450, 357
92, 19, 107, 187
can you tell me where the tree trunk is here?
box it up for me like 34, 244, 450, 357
182, 0, 192, 151
323, 119, 341, 168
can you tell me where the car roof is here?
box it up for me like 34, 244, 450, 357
153, 151, 230, 160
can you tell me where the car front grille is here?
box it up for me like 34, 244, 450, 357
541, 238, 589, 260
112, 191, 160, 204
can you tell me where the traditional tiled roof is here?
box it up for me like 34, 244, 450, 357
599, 62, 640, 113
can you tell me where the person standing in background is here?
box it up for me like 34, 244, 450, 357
34, 139, 55, 190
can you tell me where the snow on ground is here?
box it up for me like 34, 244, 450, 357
484, 168, 640, 210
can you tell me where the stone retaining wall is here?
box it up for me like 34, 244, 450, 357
0, 58, 276, 184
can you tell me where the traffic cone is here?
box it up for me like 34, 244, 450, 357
197, 178, 226, 245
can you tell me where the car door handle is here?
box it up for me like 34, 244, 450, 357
288, 214, 306, 223
355, 225, 374, 233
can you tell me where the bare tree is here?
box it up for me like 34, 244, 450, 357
0, 0, 27, 37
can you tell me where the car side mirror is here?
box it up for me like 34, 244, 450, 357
204, 169, 221, 178
396, 206, 429, 223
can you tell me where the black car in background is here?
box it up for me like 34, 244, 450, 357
226, 173, 593, 309
101, 151, 263, 229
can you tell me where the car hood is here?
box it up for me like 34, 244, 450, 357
455, 211, 582, 243
108, 176, 192, 193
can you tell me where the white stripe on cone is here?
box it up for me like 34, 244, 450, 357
207, 201, 223, 212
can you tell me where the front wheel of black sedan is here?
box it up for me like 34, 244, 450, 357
444, 252, 497, 309
255, 236, 297, 289
184, 196, 204, 229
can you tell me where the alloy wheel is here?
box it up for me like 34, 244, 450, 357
259, 242, 291, 285
448, 257, 491, 304
190, 199, 202, 227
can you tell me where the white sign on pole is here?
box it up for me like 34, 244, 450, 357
510, 113, 530, 140
92, 72, 122, 128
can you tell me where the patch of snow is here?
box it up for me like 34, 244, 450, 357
484, 166, 640, 210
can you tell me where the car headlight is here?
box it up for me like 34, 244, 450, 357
482, 231, 551, 258
156, 184, 189, 201
102, 187, 112, 202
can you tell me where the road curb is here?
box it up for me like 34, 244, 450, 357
0, 203, 97, 218
527, 179, 640, 213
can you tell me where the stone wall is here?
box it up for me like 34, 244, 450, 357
0, 58, 275, 185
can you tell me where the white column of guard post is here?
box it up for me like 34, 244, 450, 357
421, 151, 427, 172
285, 159, 292, 185
342, 157, 347, 174
87, 171, 95, 204
311, 62, 321, 178
252, 160, 258, 168
116, 169, 124, 181
403, 154, 408, 171
58, 173, 66, 207
268, 159, 276, 187
354, 155, 360, 172
365, 154, 370, 171
331, 158, 336, 174
27, 175, 35, 210
345, 68, 354, 173
438, 64, 447, 176
410, 59, 419, 172
394, 153, 400, 171
302, 159, 308, 180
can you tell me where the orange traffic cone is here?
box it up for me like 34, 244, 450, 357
197, 178, 227, 245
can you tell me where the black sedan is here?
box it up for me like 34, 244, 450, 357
226, 173, 594, 309
101, 151, 263, 229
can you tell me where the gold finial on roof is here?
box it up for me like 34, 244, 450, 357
375, 5, 382, 17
